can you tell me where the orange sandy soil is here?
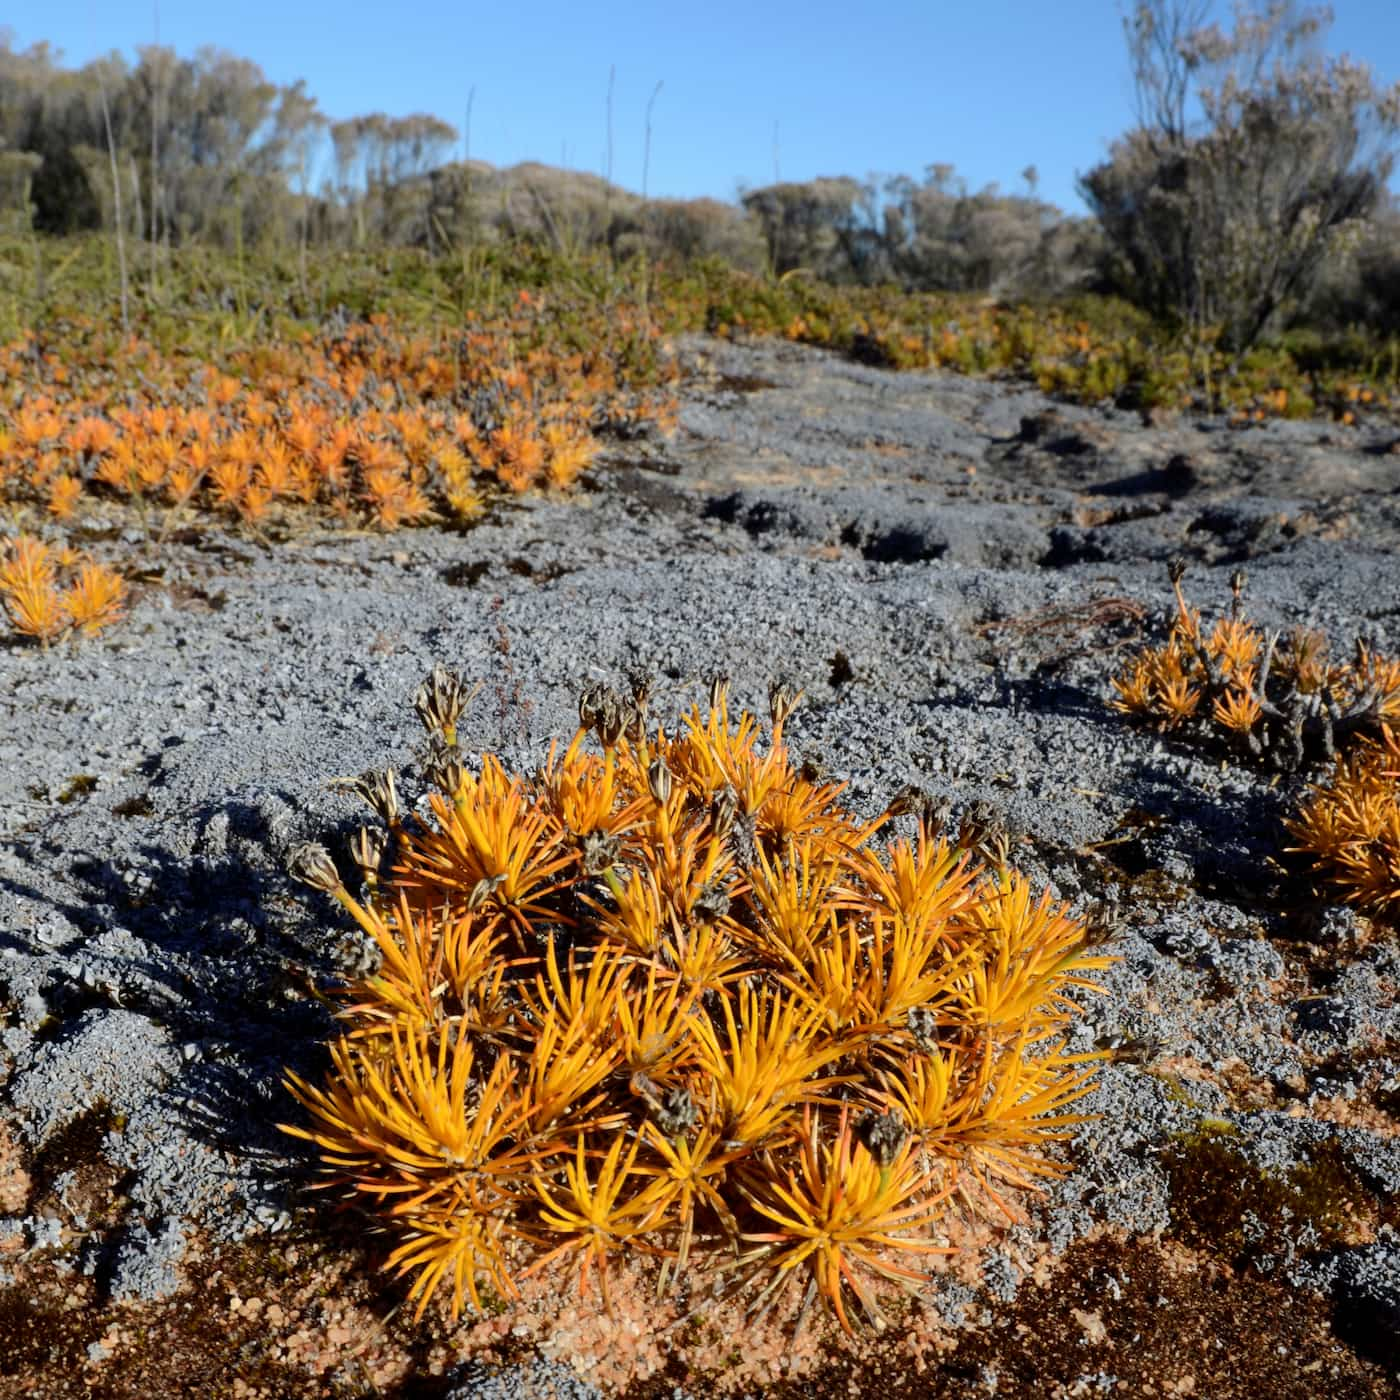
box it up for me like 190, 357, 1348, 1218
0, 1175, 1394, 1400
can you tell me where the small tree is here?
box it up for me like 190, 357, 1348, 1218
880, 165, 1078, 297
274, 79, 326, 284
1081, 2, 1400, 352
1298, 193, 1400, 335
0, 148, 42, 231
739, 177, 866, 278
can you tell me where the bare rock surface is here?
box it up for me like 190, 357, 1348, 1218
1, 333, 1397, 1396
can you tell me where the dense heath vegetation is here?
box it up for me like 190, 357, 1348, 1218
2, 3, 1399, 641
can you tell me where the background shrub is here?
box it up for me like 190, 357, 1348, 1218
1079, 1, 1400, 353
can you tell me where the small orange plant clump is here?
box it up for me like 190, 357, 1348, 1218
1110, 559, 1400, 771
1286, 725, 1400, 919
0, 533, 127, 645
0, 303, 679, 548
282, 669, 1114, 1337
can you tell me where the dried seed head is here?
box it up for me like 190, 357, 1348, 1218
654, 1086, 700, 1137
580, 829, 622, 875
1084, 898, 1121, 946
338, 932, 382, 980
1168, 556, 1187, 586
330, 768, 401, 827
1094, 1033, 1164, 1065
799, 754, 830, 785
710, 784, 739, 838
692, 878, 731, 923
414, 664, 475, 744
727, 811, 759, 870
629, 1069, 664, 1109
886, 784, 931, 820
287, 842, 343, 893
578, 680, 609, 732
596, 695, 628, 748
424, 737, 467, 798
467, 872, 507, 910
768, 677, 804, 732
580, 682, 627, 748
958, 799, 1010, 865
623, 696, 646, 745
647, 757, 674, 806
854, 1109, 908, 1168
349, 825, 386, 882
707, 674, 730, 713
906, 1006, 941, 1053
626, 667, 653, 714
957, 798, 997, 840
1229, 568, 1248, 620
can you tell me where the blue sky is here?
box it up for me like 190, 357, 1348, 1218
6, 2, 1399, 214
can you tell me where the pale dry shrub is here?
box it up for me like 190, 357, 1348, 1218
1080, 1, 1400, 352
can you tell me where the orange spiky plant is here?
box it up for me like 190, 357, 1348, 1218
1285, 725, 1400, 919
0, 534, 65, 644
735, 1104, 957, 1335
0, 534, 127, 645
1111, 559, 1400, 771
0, 292, 680, 595
282, 669, 1113, 1337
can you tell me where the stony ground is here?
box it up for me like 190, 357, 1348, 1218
1, 332, 1398, 1397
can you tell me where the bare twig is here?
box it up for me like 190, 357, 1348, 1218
96, 71, 130, 334
642, 80, 663, 200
